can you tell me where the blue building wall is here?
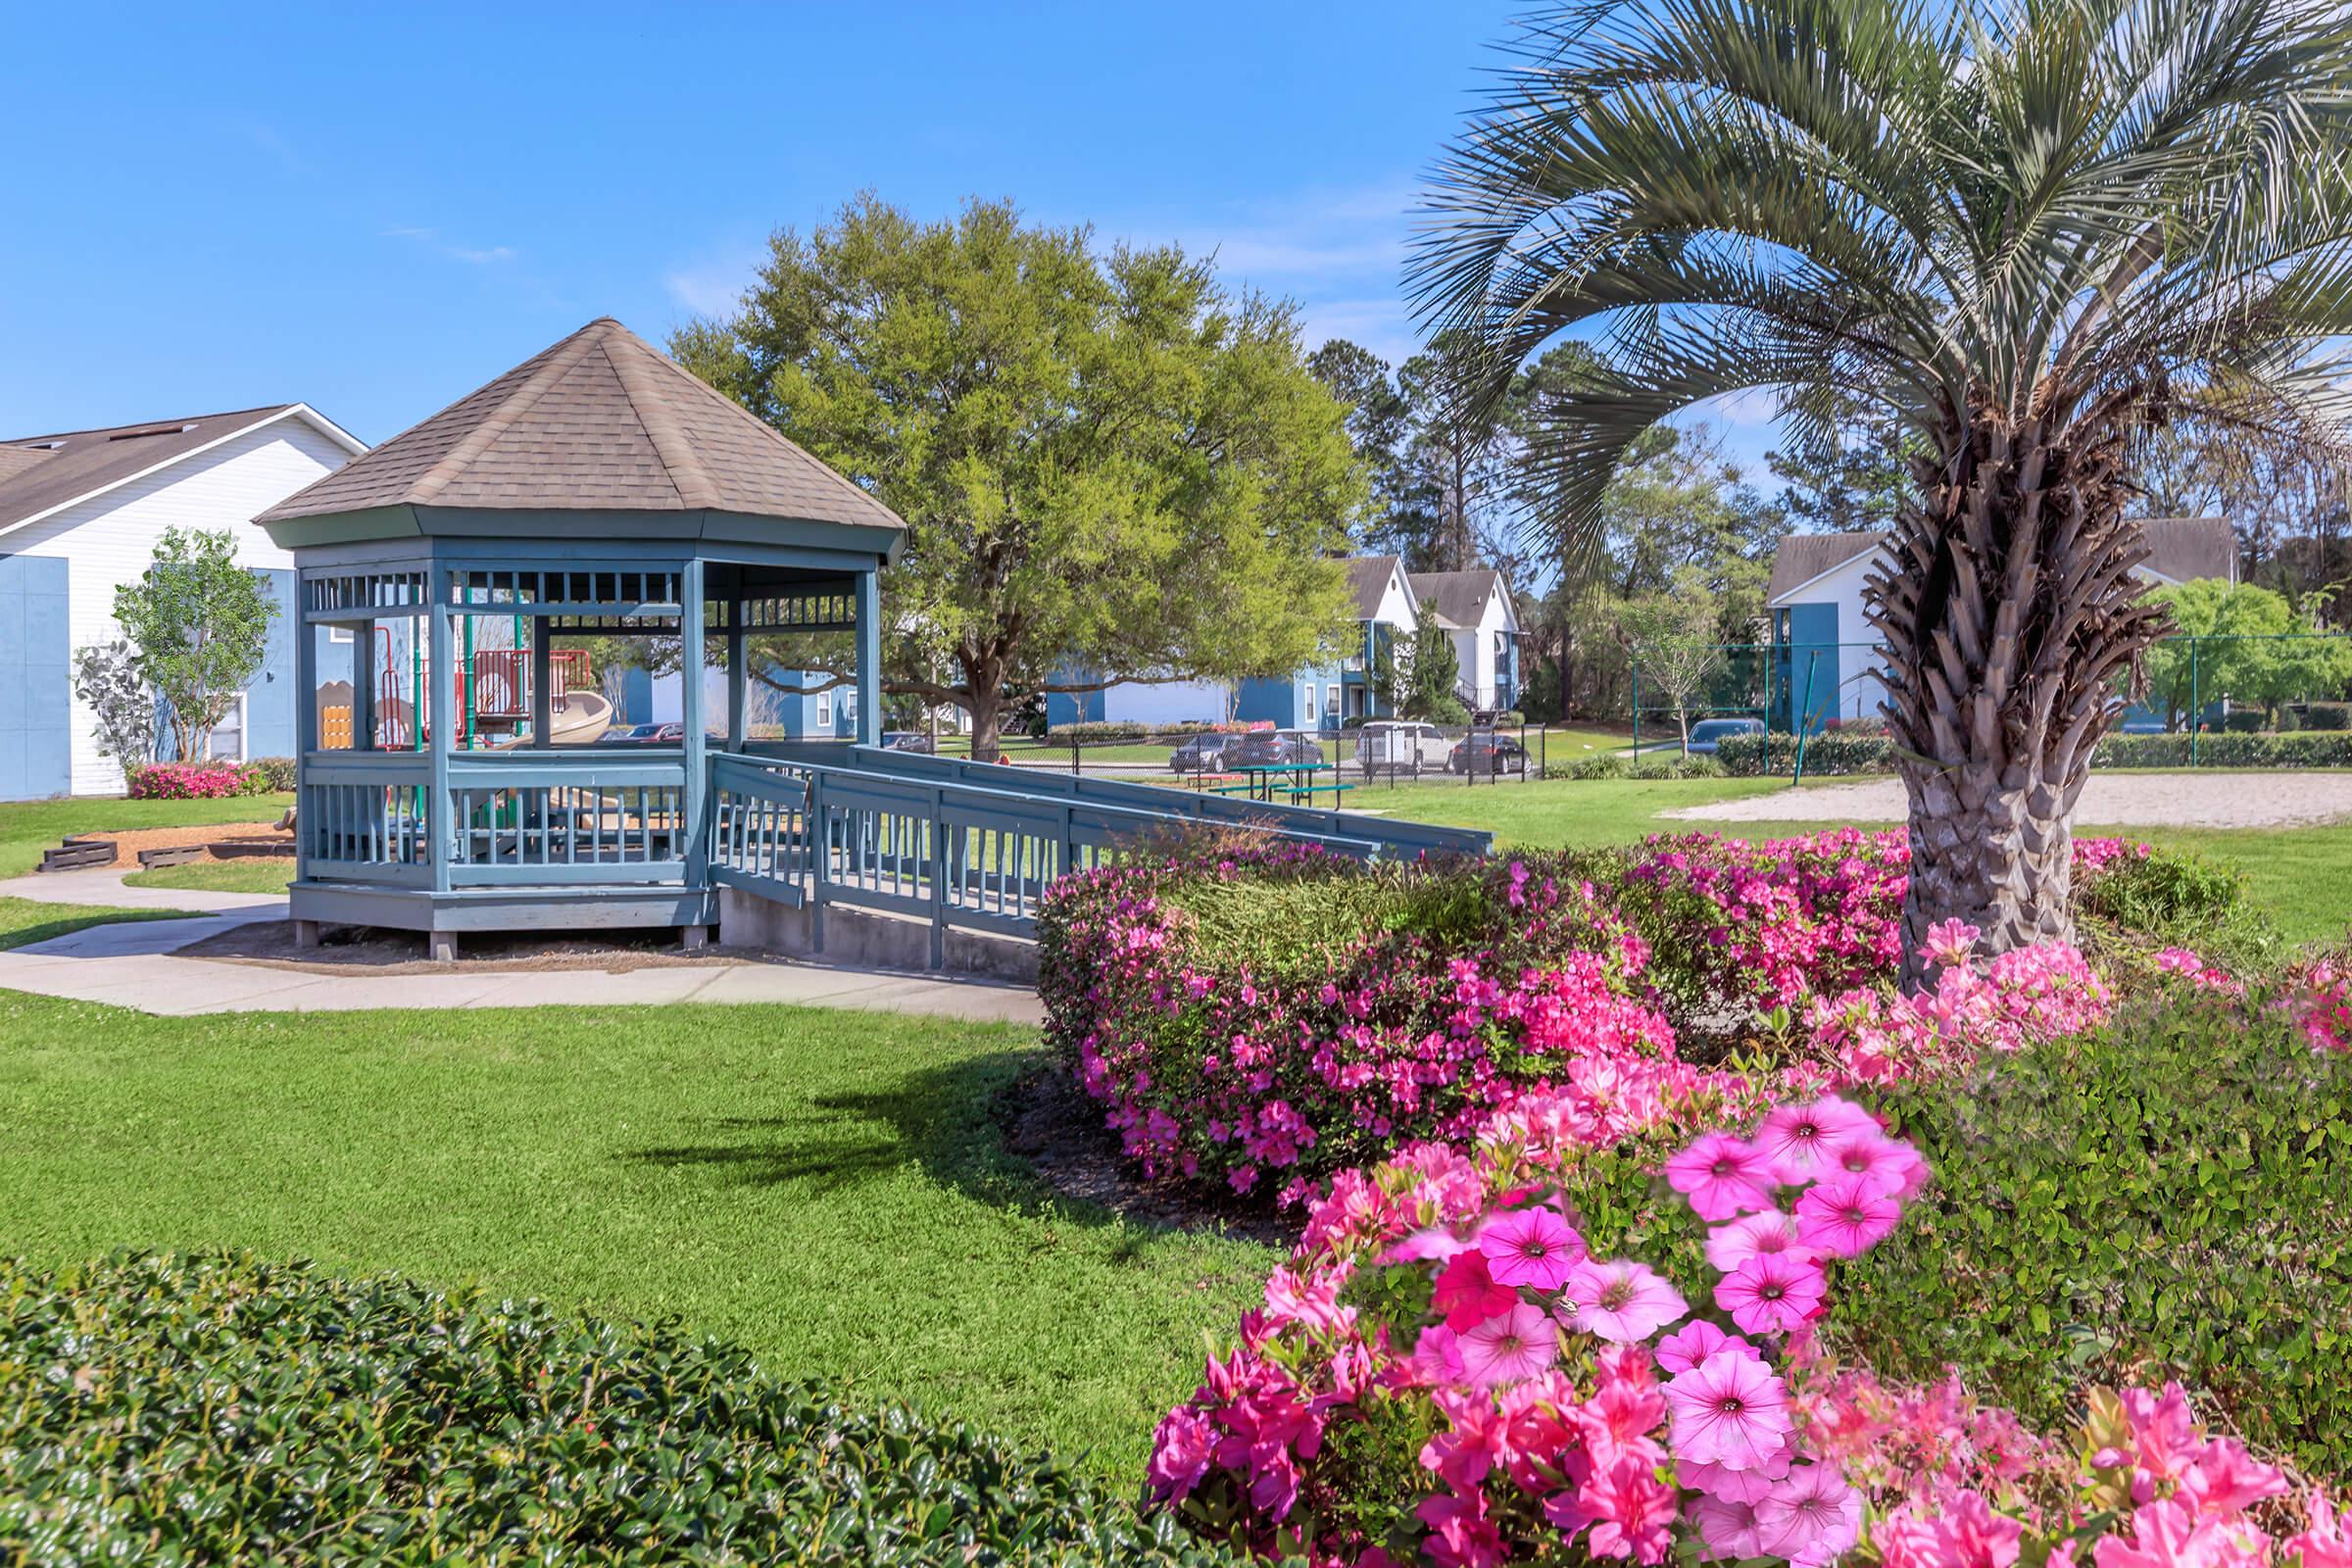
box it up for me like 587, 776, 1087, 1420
247, 569, 299, 760
1773, 604, 1842, 731
1045, 676, 1229, 729
0, 554, 71, 800
1236, 662, 1348, 730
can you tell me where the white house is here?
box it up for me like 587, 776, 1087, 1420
1764, 515, 2236, 726
0, 405, 366, 798
1407, 567, 1523, 714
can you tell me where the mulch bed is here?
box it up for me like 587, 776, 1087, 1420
992, 1063, 1296, 1247
71, 822, 291, 870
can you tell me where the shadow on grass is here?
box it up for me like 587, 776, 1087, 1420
620, 1047, 1130, 1228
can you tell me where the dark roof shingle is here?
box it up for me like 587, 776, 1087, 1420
0, 405, 303, 534
257, 318, 904, 535
1346, 555, 1402, 619
1406, 568, 1508, 628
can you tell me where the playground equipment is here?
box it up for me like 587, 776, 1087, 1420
321, 625, 602, 752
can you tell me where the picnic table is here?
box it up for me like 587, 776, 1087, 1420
1206, 761, 1354, 808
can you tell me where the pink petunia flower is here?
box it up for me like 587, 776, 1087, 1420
1458, 1301, 1558, 1386
1665, 1132, 1780, 1221
1479, 1205, 1586, 1292
1752, 1097, 1879, 1183
1682, 1451, 1789, 1504
1691, 1494, 1765, 1561
1823, 1128, 1930, 1198
1665, 1348, 1793, 1472
1656, 1320, 1760, 1376
1796, 1173, 1904, 1257
1757, 1463, 1863, 1566
1705, 1208, 1811, 1274
1716, 1250, 1828, 1336
1559, 1258, 1689, 1344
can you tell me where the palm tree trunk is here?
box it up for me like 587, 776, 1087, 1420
1868, 409, 2168, 985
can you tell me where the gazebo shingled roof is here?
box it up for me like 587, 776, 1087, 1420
257, 317, 904, 541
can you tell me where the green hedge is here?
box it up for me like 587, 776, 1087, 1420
2090, 731, 2352, 767
1713, 731, 1896, 776
1840, 1002, 2352, 1475
0, 1251, 1234, 1567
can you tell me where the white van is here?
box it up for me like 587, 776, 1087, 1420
1357, 720, 1451, 777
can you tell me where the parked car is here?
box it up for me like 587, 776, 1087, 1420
879, 730, 936, 753
1684, 716, 1765, 756
600, 721, 676, 744
1358, 720, 1453, 776
1167, 733, 1236, 773
1448, 733, 1528, 774
1226, 730, 1327, 768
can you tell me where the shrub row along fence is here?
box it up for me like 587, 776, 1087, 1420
1630, 631, 2352, 772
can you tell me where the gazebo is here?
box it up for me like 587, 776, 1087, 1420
257, 318, 905, 957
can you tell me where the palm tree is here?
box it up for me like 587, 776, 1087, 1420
1413, 0, 2352, 971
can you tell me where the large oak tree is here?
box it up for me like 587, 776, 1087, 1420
674, 196, 1363, 756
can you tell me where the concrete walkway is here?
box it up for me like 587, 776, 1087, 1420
0, 870, 1043, 1023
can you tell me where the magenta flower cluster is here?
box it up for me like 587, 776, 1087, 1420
126, 760, 260, 800
1147, 1093, 1924, 1565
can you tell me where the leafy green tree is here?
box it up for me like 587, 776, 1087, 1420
72, 641, 154, 780
1763, 388, 1918, 536
2140, 581, 2352, 726
674, 196, 1363, 758
1397, 612, 1466, 722
1618, 568, 1726, 756
112, 526, 278, 762
1417, 0, 2352, 968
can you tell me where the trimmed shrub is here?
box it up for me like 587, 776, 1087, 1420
1049, 720, 1153, 743
2307, 702, 2352, 731
0, 1250, 1232, 1567
2091, 730, 2352, 767
125, 760, 260, 799
247, 755, 298, 793
2223, 708, 2270, 733
1557, 751, 1631, 780
1833, 999, 2352, 1476
1713, 731, 1896, 776
2074, 843, 2278, 973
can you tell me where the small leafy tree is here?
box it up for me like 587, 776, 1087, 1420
113, 526, 278, 761
1618, 569, 1724, 757
1397, 612, 1466, 722
72, 641, 154, 782
2140, 581, 2352, 726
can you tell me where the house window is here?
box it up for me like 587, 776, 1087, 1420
1302, 684, 1315, 721
328, 626, 354, 645
1325, 685, 1340, 718
815, 692, 833, 730
202, 694, 247, 762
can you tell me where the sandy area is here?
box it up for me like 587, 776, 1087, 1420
74, 821, 291, 869
1664, 771, 2352, 830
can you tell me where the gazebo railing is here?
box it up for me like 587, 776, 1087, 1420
299, 744, 1487, 953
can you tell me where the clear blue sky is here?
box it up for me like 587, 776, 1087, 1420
2, 2, 1776, 469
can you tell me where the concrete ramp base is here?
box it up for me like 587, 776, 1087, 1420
717, 887, 1041, 985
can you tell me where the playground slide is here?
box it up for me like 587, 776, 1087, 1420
544, 690, 613, 745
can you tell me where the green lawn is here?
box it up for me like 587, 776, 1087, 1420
0, 952, 1269, 1479
0, 794, 293, 879
122, 858, 293, 896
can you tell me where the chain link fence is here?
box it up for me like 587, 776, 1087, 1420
1628, 632, 2352, 774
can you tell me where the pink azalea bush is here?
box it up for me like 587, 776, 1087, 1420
125, 760, 264, 799
1038, 842, 1716, 1198
1040, 832, 2158, 1202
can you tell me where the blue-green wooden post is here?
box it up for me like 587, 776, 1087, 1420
855, 569, 881, 747
353, 618, 375, 752
293, 604, 317, 893
680, 558, 710, 912
2189, 636, 2201, 767
529, 614, 551, 748
725, 585, 748, 752
427, 590, 457, 959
